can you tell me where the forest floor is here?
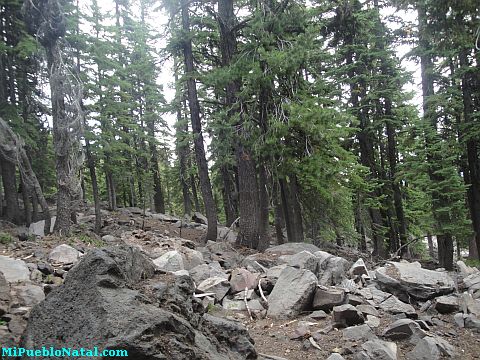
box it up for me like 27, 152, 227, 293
1, 209, 480, 359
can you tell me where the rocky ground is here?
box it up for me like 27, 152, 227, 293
1, 207, 480, 359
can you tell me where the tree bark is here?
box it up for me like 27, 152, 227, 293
181, 0, 217, 240
0, 157, 21, 224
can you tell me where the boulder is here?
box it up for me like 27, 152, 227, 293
0, 255, 30, 283
356, 305, 379, 317
101, 234, 116, 243
222, 298, 247, 311
375, 262, 454, 301
354, 340, 397, 360
28, 216, 56, 237
382, 319, 426, 342
197, 276, 230, 301
265, 265, 288, 279
350, 258, 369, 277
372, 289, 416, 317
309, 310, 328, 320
230, 268, 259, 293
20, 246, 256, 360
464, 314, 480, 331
192, 212, 208, 225
11, 284, 45, 307
189, 264, 227, 285
435, 295, 458, 314
457, 261, 478, 276
461, 293, 480, 317
284, 251, 319, 274
463, 273, 480, 289
217, 227, 237, 243
265, 243, 320, 256
180, 248, 204, 270
153, 250, 185, 272
0, 272, 10, 315
315, 252, 350, 286
406, 336, 455, 359
342, 324, 376, 341
366, 315, 380, 328
48, 244, 82, 265
327, 354, 345, 360
332, 304, 364, 327
312, 287, 346, 311
267, 267, 318, 318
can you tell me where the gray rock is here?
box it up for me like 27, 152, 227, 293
342, 323, 377, 341
464, 314, 480, 331
457, 261, 478, 276
0, 255, 30, 283
284, 251, 319, 273
366, 315, 380, 328
375, 261, 454, 301
151, 213, 180, 222
230, 268, 259, 293
357, 304, 379, 317
189, 264, 227, 285
315, 252, 350, 286
37, 263, 54, 275
265, 242, 321, 256
435, 295, 458, 314
153, 250, 184, 272
180, 248, 204, 270
101, 234, 116, 243
382, 319, 426, 342
192, 212, 208, 225
327, 354, 345, 360
12, 284, 45, 306
197, 276, 230, 301
48, 244, 82, 265
350, 258, 369, 277
355, 340, 397, 360
312, 287, 346, 311
222, 298, 246, 311
217, 226, 237, 243
406, 336, 455, 359
28, 216, 56, 237
333, 304, 364, 327
461, 293, 480, 317
454, 312, 465, 328
248, 299, 265, 311
20, 246, 256, 360
267, 267, 318, 318
463, 273, 480, 289
377, 294, 416, 317
0, 272, 10, 315
310, 310, 328, 319
266, 265, 288, 279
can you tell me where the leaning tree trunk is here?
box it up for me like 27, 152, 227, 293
181, 0, 217, 240
24, 0, 83, 235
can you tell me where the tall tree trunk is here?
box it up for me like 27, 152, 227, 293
418, 4, 453, 270
0, 158, 21, 224
273, 181, 285, 245
181, 0, 217, 240
459, 49, 480, 260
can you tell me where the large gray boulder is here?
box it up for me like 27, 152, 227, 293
0, 256, 30, 283
189, 264, 227, 285
21, 246, 256, 360
312, 287, 346, 311
354, 340, 397, 360
153, 250, 185, 272
375, 262, 454, 301
267, 267, 317, 318
283, 251, 319, 274
406, 336, 455, 359
265, 243, 320, 256
48, 244, 82, 265
314, 251, 350, 286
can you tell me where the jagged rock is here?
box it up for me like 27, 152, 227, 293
327, 354, 345, 360
312, 287, 346, 311
20, 246, 256, 360
454, 312, 465, 328
266, 265, 288, 279
457, 261, 478, 276
315, 252, 350, 286
356, 305, 379, 317
180, 248, 204, 270
189, 264, 228, 285
37, 263, 54, 275
28, 217, 56, 237
366, 315, 380, 328
192, 212, 208, 225
248, 299, 265, 312
230, 268, 259, 293
283, 251, 319, 274
406, 336, 455, 359
197, 276, 230, 301
342, 324, 377, 341
348, 294, 364, 306
333, 304, 364, 327
0, 273, 10, 315
464, 314, 480, 331
382, 319, 426, 342
435, 295, 458, 314
267, 267, 317, 318
217, 226, 237, 243
461, 293, 480, 317
265, 243, 321, 256
371, 288, 416, 317
48, 244, 82, 265
0, 255, 30, 283
354, 340, 397, 360
310, 310, 328, 319
375, 262, 455, 301
463, 273, 480, 290
153, 250, 185, 272
11, 284, 45, 307
350, 258, 369, 277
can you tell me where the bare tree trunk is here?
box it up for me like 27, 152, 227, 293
273, 182, 285, 245
1, 158, 21, 224
181, 0, 217, 240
